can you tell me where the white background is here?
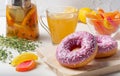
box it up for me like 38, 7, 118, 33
0, 0, 120, 16
0, 0, 120, 76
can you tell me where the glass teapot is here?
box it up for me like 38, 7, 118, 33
6, 0, 39, 40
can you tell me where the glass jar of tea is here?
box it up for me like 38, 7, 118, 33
6, 0, 39, 40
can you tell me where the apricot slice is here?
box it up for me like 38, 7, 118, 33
6, 7, 14, 26
22, 4, 37, 27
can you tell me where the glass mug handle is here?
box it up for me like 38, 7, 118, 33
39, 16, 50, 35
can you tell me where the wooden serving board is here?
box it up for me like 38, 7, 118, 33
36, 42, 120, 76
36, 21, 120, 76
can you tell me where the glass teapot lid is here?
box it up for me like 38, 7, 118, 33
11, 0, 31, 8
12, 0, 22, 6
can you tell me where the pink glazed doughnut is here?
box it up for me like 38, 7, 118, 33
95, 35, 118, 58
56, 31, 97, 68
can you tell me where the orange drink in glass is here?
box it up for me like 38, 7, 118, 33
46, 7, 78, 44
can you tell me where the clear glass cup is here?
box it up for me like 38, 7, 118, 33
40, 6, 78, 44
6, 0, 39, 40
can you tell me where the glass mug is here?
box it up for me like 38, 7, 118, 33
6, 0, 39, 40
40, 6, 78, 44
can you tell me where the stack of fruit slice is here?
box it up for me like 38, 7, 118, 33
11, 52, 38, 72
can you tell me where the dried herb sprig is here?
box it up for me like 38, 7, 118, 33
0, 35, 41, 63
0, 48, 8, 62
0, 48, 13, 63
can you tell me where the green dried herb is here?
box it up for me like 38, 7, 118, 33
0, 48, 12, 63
0, 35, 41, 63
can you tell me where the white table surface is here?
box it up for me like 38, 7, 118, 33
0, 17, 57, 76
0, 17, 120, 76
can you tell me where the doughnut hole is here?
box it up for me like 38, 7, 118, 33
64, 38, 81, 52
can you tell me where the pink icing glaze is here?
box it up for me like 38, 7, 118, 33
56, 31, 97, 66
95, 35, 118, 53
